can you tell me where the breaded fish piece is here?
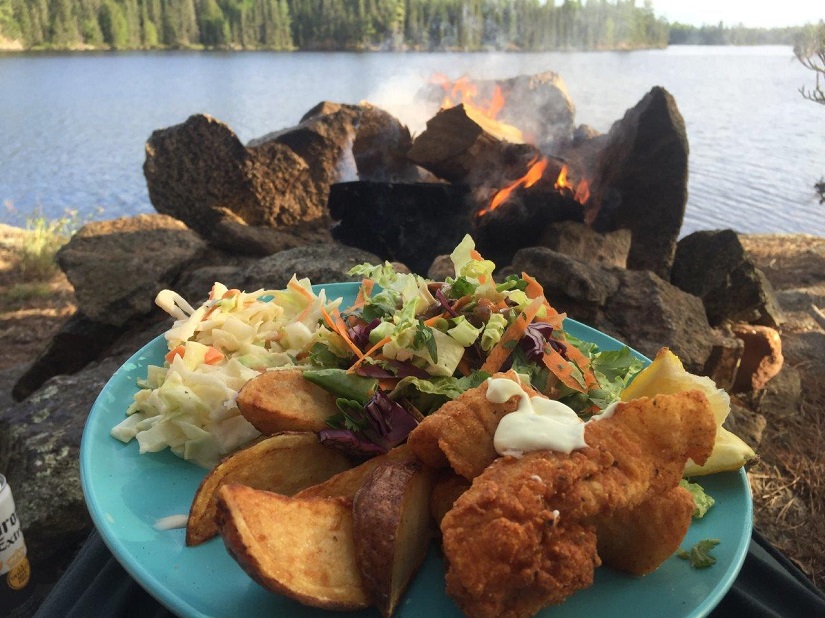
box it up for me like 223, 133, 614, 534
407, 371, 543, 480
594, 485, 695, 576
441, 391, 716, 618
236, 368, 337, 434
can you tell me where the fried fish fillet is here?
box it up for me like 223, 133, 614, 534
440, 391, 716, 618
594, 484, 695, 576
407, 371, 543, 480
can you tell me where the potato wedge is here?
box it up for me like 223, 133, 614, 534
296, 443, 412, 500
236, 368, 337, 434
217, 485, 370, 610
187, 432, 352, 545
352, 459, 435, 617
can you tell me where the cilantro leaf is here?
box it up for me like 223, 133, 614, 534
414, 323, 438, 364
677, 538, 720, 568
447, 276, 476, 298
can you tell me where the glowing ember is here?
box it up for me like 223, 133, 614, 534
555, 164, 591, 204
477, 157, 549, 217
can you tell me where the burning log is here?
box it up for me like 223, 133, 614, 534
407, 104, 539, 183
474, 182, 584, 267
328, 181, 473, 274
418, 71, 577, 152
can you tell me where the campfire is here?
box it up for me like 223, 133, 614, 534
328, 71, 679, 274
145, 70, 689, 278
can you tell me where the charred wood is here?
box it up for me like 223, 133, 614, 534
329, 182, 473, 274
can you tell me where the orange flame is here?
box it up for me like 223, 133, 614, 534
555, 165, 591, 204
477, 158, 549, 217
432, 74, 505, 121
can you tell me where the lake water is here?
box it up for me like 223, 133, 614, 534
1, 47, 824, 236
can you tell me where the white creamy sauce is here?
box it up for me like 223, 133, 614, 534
590, 400, 620, 421
153, 514, 189, 531
489, 377, 588, 456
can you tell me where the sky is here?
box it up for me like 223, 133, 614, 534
649, 0, 824, 28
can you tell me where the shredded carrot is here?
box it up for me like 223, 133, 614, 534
521, 272, 561, 318
480, 295, 545, 374
559, 341, 599, 389
470, 249, 483, 260
542, 346, 586, 393
378, 378, 400, 391
165, 345, 185, 363
453, 295, 473, 311
321, 306, 363, 360
204, 346, 225, 365
423, 314, 446, 327
295, 303, 316, 323
288, 279, 315, 302
222, 288, 241, 299
347, 335, 394, 373
351, 278, 375, 310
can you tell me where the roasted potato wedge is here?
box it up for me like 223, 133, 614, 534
296, 443, 412, 500
217, 485, 370, 610
186, 432, 352, 545
236, 368, 337, 434
352, 459, 435, 617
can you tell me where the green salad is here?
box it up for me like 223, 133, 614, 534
112, 235, 643, 466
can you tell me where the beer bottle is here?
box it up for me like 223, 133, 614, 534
0, 474, 37, 616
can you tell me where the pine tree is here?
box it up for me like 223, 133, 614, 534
99, 0, 128, 46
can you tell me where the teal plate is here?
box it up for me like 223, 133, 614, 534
80, 282, 752, 618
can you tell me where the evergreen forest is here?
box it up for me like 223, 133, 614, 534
0, 0, 807, 52
0, 0, 674, 51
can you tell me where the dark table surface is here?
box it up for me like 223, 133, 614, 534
31, 527, 825, 618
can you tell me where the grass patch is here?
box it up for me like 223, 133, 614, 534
1, 281, 54, 310
16, 211, 78, 282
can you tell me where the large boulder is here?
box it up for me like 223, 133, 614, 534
587, 87, 689, 279
510, 246, 716, 372
240, 243, 382, 291
56, 214, 206, 327
598, 268, 716, 372
671, 229, 784, 327
11, 314, 121, 401
143, 104, 362, 249
508, 247, 620, 324
538, 221, 631, 268
0, 357, 124, 593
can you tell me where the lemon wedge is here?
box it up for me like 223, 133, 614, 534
621, 348, 757, 477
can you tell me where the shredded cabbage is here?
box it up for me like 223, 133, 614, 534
112, 277, 340, 468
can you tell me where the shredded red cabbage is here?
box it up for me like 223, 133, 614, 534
318, 428, 387, 457
364, 391, 419, 449
347, 318, 381, 351
434, 287, 460, 317
318, 391, 419, 458
519, 323, 568, 363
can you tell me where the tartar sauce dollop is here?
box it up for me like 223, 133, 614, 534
489, 377, 619, 457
